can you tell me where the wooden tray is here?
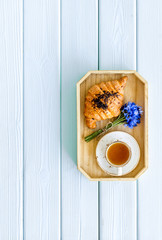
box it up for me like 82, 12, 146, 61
76, 70, 148, 180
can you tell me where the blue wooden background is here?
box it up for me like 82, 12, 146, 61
0, 0, 161, 239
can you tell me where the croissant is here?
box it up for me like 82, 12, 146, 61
84, 76, 128, 129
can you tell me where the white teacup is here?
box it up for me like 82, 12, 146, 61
106, 141, 132, 176
96, 131, 140, 176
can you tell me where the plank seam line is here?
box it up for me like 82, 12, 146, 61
22, 0, 24, 238
60, 0, 63, 238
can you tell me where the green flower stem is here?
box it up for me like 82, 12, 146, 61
85, 113, 126, 142
84, 129, 103, 142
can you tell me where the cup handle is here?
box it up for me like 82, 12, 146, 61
117, 167, 122, 176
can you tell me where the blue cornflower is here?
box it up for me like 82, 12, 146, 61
85, 102, 143, 142
121, 102, 142, 129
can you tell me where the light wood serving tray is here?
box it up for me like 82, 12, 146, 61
77, 70, 148, 180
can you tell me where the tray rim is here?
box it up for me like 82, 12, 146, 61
77, 70, 148, 181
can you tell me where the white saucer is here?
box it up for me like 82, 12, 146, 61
96, 131, 140, 176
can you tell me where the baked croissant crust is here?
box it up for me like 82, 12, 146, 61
84, 76, 127, 129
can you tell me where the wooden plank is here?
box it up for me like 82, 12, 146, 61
99, 0, 136, 71
61, 0, 98, 239
99, 1, 137, 239
0, 0, 23, 239
137, 1, 162, 239
24, 0, 60, 238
